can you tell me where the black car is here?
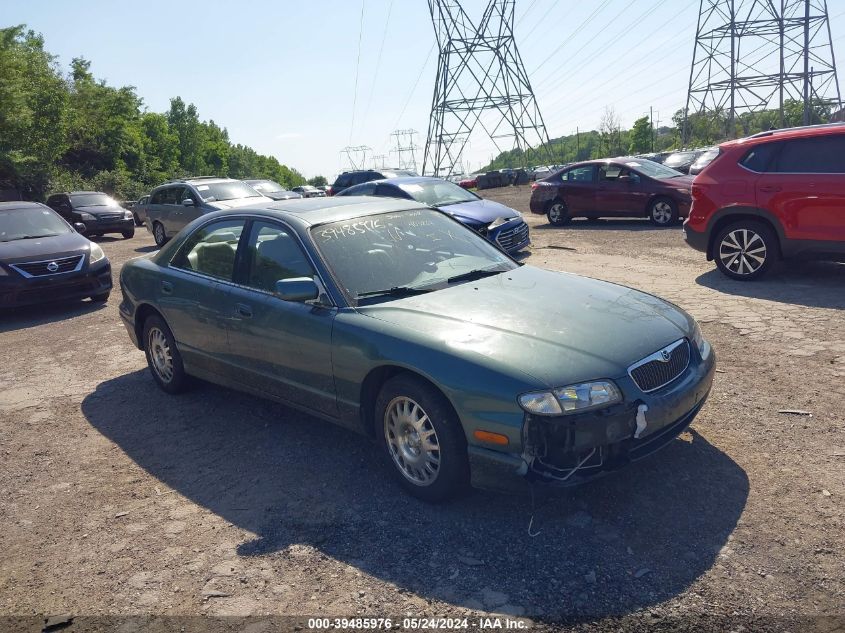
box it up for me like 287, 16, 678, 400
46, 191, 135, 239
243, 179, 303, 201
0, 202, 112, 307
328, 169, 418, 196
662, 150, 704, 175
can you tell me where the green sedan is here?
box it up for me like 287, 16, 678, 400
119, 197, 715, 501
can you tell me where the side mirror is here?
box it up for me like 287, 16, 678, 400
73, 222, 87, 234
181, 198, 195, 207
274, 277, 319, 302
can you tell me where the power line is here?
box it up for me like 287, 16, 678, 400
515, 0, 540, 26
348, 0, 367, 144
361, 0, 395, 131
530, 0, 616, 76
391, 42, 436, 131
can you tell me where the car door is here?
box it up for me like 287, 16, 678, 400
162, 186, 188, 234
755, 134, 845, 242
594, 163, 629, 215
160, 218, 248, 377
49, 195, 74, 222
558, 165, 597, 214
223, 219, 338, 417
177, 186, 204, 227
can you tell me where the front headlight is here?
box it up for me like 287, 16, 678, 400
79, 212, 96, 221
519, 380, 622, 416
488, 217, 512, 230
89, 242, 106, 263
691, 321, 711, 360
123, 210, 134, 220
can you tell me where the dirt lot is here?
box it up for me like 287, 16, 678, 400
1, 186, 843, 631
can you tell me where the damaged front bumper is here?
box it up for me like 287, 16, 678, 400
468, 346, 716, 493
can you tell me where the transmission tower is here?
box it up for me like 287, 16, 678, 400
390, 129, 420, 172
340, 145, 373, 171
423, 0, 551, 177
684, 0, 841, 141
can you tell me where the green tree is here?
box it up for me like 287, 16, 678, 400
307, 175, 327, 187
628, 116, 653, 154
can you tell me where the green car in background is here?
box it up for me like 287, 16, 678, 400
118, 197, 715, 501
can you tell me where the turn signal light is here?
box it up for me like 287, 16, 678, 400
473, 430, 509, 446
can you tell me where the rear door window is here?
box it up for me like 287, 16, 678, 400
172, 219, 246, 281
774, 136, 845, 173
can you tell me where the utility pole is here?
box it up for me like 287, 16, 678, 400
650, 106, 655, 152
684, 0, 840, 141
576, 127, 580, 159
390, 129, 420, 172
423, 0, 551, 177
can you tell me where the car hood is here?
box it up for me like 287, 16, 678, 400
0, 232, 91, 263
657, 174, 694, 189
209, 195, 274, 210
357, 265, 692, 388
438, 199, 520, 224
76, 204, 126, 215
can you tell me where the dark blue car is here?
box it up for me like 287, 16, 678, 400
336, 177, 530, 253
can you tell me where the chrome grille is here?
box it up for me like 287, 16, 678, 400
496, 221, 530, 250
9, 255, 85, 278
628, 339, 690, 393
96, 213, 124, 221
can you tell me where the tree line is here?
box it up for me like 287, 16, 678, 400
483, 99, 835, 172
0, 25, 308, 202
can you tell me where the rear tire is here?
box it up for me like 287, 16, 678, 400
142, 314, 189, 394
546, 200, 571, 226
375, 374, 469, 502
713, 220, 779, 281
152, 222, 167, 247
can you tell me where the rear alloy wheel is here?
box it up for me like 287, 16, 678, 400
649, 197, 677, 226
714, 221, 778, 281
142, 315, 189, 394
152, 222, 167, 247
375, 375, 469, 502
546, 200, 571, 226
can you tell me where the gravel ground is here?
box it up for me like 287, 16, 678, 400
1, 186, 843, 632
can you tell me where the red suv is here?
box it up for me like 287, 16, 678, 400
684, 124, 845, 280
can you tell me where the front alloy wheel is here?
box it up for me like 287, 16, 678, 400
384, 396, 441, 486
714, 221, 778, 280
375, 375, 469, 502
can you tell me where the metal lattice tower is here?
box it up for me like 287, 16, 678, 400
390, 129, 420, 172
423, 0, 550, 177
684, 0, 841, 141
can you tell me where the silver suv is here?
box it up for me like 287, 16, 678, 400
143, 177, 272, 246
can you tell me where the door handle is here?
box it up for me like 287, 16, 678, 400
759, 185, 782, 193
234, 303, 253, 318
160, 281, 173, 294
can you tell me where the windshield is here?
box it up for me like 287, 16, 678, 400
312, 208, 516, 303
396, 180, 479, 206
624, 160, 684, 179
693, 149, 719, 165
0, 207, 71, 242
194, 181, 263, 202
70, 193, 116, 207
663, 152, 697, 168
250, 180, 285, 194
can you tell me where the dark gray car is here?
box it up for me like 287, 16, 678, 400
144, 177, 272, 246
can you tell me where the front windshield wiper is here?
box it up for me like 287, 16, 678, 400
447, 268, 505, 284
356, 286, 435, 300
2, 233, 61, 241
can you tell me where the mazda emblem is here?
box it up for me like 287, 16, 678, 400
46, 261, 59, 273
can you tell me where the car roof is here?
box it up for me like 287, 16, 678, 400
51, 191, 106, 196
0, 201, 49, 211
198, 197, 425, 228
348, 176, 440, 188
723, 122, 845, 148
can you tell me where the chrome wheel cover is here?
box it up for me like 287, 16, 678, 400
719, 228, 767, 275
148, 327, 174, 382
652, 201, 673, 224
384, 396, 441, 486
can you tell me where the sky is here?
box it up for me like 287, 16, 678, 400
4, 0, 845, 179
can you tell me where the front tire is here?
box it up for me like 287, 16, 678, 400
90, 292, 110, 303
152, 222, 167, 247
714, 220, 779, 280
546, 200, 571, 226
375, 375, 469, 502
122, 228, 135, 239
649, 197, 677, 226
133, 212, 144, 227
142, 315, 189, 394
